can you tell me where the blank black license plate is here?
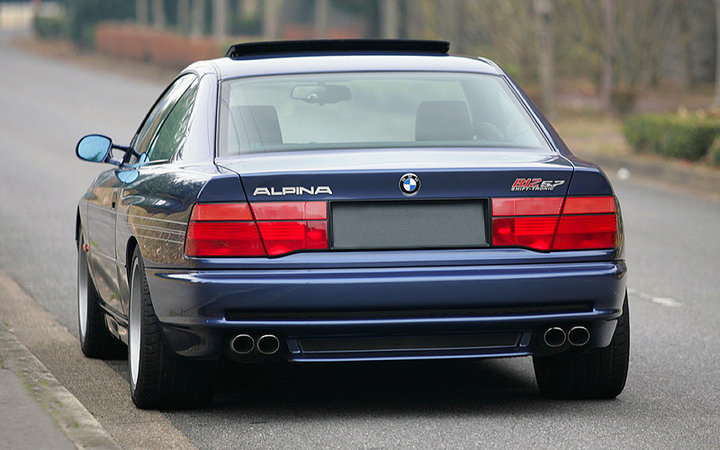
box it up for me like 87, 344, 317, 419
330, 200, 487, 250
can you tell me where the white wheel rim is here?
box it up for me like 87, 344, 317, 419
128, 258, 142, 390
77, 240, 89, 341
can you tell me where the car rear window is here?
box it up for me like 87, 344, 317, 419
218, 72, 550, 155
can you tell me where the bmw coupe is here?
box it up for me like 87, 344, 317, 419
75, 40, 628, 409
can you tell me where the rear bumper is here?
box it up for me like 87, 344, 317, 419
145, 259, 627, 361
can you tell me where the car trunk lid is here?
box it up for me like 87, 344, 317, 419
218, 148, 573, 201
213, 148, 573, 253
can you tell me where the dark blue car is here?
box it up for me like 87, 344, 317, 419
75, 40, 628, 409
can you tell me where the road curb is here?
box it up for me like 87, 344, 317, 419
0, 324, 121, 450
0, 270, 197, 449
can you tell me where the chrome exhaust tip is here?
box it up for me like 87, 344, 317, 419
257, 334, 280, 355
230, 334, 255, 354
543, 327, 567, 348
567, 326, 590, 347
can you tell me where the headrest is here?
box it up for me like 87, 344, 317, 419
415, 101, 473, 141
231, 105, 283, 150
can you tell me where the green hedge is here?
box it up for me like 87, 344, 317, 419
33, 16, 68, 39
68, 0, 134, 48
709, 136, 720, 166
623, 113, 720, 161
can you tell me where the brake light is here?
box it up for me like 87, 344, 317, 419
190, 203, 254, 221
257, 221, 328, 255
185, 203, 264, 257
562, 196, 616, 215
185, 221, 265, 256
185, 201, 328, 257
492, 216, 558, 251
553, 197, 617, 250
492, 196, 618, 251
492, 197, 563, 216
251, 201, 327, 220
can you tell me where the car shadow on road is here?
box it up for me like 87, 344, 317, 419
205, 358, 551, 417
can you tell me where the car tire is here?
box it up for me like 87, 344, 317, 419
77, 229, 125, 359
128, 248, 215, 409
533, 293, 630, 399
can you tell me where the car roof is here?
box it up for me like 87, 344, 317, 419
186, 51, 502, 80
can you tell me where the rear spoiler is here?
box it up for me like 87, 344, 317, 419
225, 39, 450, 58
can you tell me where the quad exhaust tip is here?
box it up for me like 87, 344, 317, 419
567, 326, 590, 347
543, 327, 566, 348
257, 334, 280, 355
230, 334, 255, 354
542, 326, 590, 348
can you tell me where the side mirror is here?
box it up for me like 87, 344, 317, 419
76, 134, 112, 163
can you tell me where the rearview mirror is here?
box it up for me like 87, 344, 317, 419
291, 84, 351, 105
76, 134, 112, 163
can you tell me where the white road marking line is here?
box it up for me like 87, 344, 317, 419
628, 288, 683, 307
650, 297, 683, 307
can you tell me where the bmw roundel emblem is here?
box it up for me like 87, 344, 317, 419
399, 173, 421, 195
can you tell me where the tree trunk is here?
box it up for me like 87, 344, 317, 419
381, 0, 399, 39
191, 0, 205, 37
405, 0, 422, 39
178, 0, 190, 35
263, 0, 280, 40
599, 0, 614, 104
447, 0, 463, 53
534, 0, 556, 118
242, 0, 259, 19
136, 0, 149, 26
152, 0, 165, 31
676, 0, 694, 89
213, 0, 228, 40
714, 0, 720, 107
314, 0, 329, 39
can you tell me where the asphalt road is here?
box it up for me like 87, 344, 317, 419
1, 38, 719, 448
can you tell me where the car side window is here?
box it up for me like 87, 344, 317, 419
131, 74, 196, 159
146, 80, 199, 162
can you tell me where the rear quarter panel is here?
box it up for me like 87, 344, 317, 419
114, 163, 236, 312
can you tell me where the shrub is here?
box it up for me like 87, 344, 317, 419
230, 15, 261, 36
68, 0, 134, 48
33, 16, 68, 39
95, 24, 223, 70
709, 135, 720, 166
623, 113, 720, 161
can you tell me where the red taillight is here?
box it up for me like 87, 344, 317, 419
251, 201, 327, 220
562, 196, 616, 215
492, 196, 618, 251
185, 221, 265, 256
185, 201, 328, 257
190, 203, 254, 221
492, 197, 563, 216
492, 216, 558, 251
257, 221, 328, 256
251, 201, 328, 256
552, 196, 618, 250
553, 214, 617, 250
